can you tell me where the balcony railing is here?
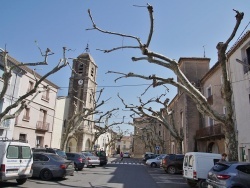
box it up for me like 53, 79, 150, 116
36, 121, 49, 131
41, 95, 49, 101
196, 123, 224, 140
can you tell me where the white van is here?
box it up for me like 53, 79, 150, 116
183, 152, 221, 188
0, 140, 33, 185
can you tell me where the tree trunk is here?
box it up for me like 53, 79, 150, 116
60, 134, 67, 151
176, 139, 182, 154
224, 123, 238, 161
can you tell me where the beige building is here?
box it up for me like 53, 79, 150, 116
119, 135, 132, 153
51, 96, 70, 149
0, 53, 24, 139
133, 116, 167, 157
166, 58, 210, 154
227, 30, 250, 161
196, 61, 225, 154
0, 53, 59, 148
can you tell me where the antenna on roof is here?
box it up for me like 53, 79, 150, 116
203, 45, 206, 58
85, 43, 90, 53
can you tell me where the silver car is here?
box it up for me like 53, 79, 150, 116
82, 152, 100, 167
207, 161, 250, 188
146, 154, 167, 168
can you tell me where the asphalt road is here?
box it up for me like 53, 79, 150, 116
0, 157, 189, 188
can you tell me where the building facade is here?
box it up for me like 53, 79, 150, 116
133, 116, 167, 157
0, 52, 59, 148
227, 30, 250, 161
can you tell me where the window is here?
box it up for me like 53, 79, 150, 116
223, 106, 227, 115
6, 145, 31, 159
36, 136, 44, 148
21, 146, 32, 159
0, 99, 3, 113
91, 67, 94, 77
159, 130, 161, 136
89, 93, 92, 103
208, 117, 214, 126
243, 47, 250, 73
39, 109, 47, 123
23, 107, 30, 121
78, 63, 83, 74
7, 146, 19, 159
27, 81, 34, 92
19, 134, 26, 142
188, 155, 194, 167
237, 165, 250, 174
207, 86, 212, 97
42, 85, 49, 101
180, 111, 184, 127
0, 64, 4, 78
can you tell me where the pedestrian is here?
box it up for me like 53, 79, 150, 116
219, 153, 227, 162
120, 151, 123, 161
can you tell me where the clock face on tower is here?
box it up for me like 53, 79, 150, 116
78, 79, 83, 85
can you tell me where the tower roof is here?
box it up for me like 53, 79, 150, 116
77, 52, 97, 67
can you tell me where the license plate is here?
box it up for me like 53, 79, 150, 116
208, 185, 213, 188
68, 165, 72, 168
6, 170, 18, 174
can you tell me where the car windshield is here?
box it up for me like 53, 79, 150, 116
56, 150, 67, 157
49, 154, 66, 161
213, 163, 230, 172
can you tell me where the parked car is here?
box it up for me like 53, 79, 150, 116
142, 153, 159, 162
32, 148, 67, 159
32, 152, 74, 181
66, 152, 86, 171
146, 154, 167, 168
123, 152, 131, 158
82, 151, 100, 167
207, 161, 250, 188
160, 154, 184, 174
183, 152, 221, 187
0, 140, 33, 185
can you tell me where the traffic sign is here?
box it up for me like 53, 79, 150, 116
155, 146, 160, 150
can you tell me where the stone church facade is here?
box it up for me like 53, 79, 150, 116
65, 52, 98, 152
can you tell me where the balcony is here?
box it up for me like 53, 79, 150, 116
196, 123, 224, 140
36, 121, 49, 131
41, 95, 49, 102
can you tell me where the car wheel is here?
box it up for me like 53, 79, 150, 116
77, 167, 83, 171
40, 169, 53, 181
167, 166, 176, 174
198, 179, 208, 188
16, 178, 27, 185
187, 180, 197, 187
151, 163, 157, 168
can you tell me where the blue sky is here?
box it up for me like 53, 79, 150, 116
1, 1, 250, 134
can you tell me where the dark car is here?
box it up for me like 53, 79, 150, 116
32, 148, 67, 159
32, 152, 74, 181
142, 153, 159, 162
207, 161, 250, 188
95, 150, 108, 166
66, 152, 86, 171
160, 154, 184, 174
